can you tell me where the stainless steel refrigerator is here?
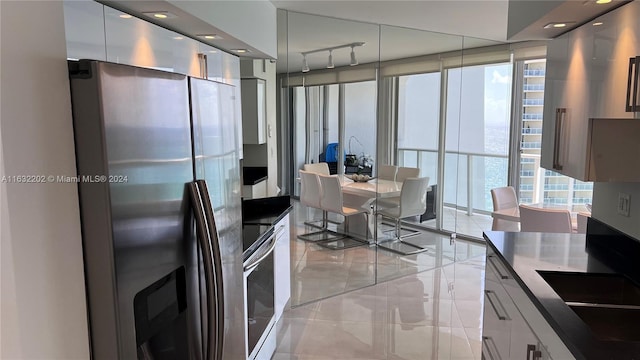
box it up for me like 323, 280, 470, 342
69, 60, 245, 360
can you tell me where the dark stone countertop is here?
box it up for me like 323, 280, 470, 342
484, 220, 640, 360
242, 167, 268, 185
241, 195, 292, 262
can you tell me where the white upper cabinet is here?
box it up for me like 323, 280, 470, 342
541, 1, 640, 181
541, 25, 593, 180
590, 1, 640, 118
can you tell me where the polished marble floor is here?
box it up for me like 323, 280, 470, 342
289, 201, 488, 306
275, 200, 487, 359
274, 252, 486, 359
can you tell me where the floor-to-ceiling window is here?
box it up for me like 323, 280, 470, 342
396, 73, 441, 231
395, 61, 512, 238
443, 61, 513, 236
345, 81, 377, 169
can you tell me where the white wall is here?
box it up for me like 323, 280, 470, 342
592, 182, 640, 239
0, 1, 90, 358
264, 60, 279, 195
241, 59, 279, 196
169, 0, 277, 59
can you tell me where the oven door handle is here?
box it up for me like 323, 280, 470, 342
244, 232, 278, 272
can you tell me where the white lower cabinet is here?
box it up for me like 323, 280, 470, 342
245, 212, 291, 360
482, 279, 512, 359
483, 249, 575, 360
274, 214, 291, 319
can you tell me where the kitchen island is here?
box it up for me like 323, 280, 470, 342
483, 220, 640, 360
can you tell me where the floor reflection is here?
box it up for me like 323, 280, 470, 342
281, 200, 486, 359
275, 255, 487, 359
291, 200, 487, 306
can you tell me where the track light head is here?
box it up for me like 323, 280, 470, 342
350, 46, 358, 66
327, 50, 335, 69
301, 42, 363, 72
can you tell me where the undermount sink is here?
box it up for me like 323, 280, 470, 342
537, 271, 640, 306
568, 305, 640, 341
537, 271, 640, 342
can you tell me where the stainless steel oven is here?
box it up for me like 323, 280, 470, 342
243, 227, 278, 360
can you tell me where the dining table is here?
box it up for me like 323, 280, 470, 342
339, 175, 431, 242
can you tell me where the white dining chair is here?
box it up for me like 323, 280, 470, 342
377, 177, 430, 255
304, 162, 330, 176
378, 165, 397, 181
376, 175, 430, 212
519, 204, 573, 233
297, 170, 344, 242
576, 212, 589, 234
395, 166, 420, 183
490, 186, 520, 231
317, 174, 369, 249
303, 162, 340, 229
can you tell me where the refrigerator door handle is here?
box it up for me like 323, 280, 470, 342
188, 182, 217, 360
195, 180, 225, 360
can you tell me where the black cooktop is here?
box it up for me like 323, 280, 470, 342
242, 224, 272, 259
241, 195, 292, 262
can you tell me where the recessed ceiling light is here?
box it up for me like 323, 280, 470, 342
119, 14, 132, 19
173, 36, 184, 40
232, 49, 251, 54
593, 21, 604, 26
142, 11, 177, 19
543, 22, 575, 29
596, 0, 612, 4
198, 34, 223, 40
208, 50, 217, 53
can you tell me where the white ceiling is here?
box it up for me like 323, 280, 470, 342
100, 0, 632, 73
273, 0, 513, 42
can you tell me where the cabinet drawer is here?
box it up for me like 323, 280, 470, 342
485, 247, 574, 360
486, 254, 512, 283
483, 279, 513, 359
502, 274, 575, 360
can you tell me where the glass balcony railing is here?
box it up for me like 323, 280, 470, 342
521, 142, 540, 148
396, 149, 593, 218
522, 128, 543, 135
523, 69, 546, 76
398, 148, 507, 213
573, 184, 594, 190
523, 84, 545, 91
544, 170, 564, 177
544, 184, 569, 190
522, 113, 543, 120
523, 99, 544, 106
543, 197, 569, 204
